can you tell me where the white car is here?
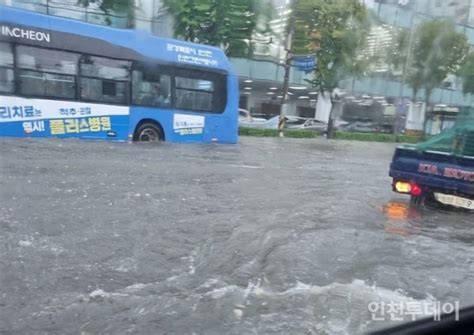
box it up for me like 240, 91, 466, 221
238, 109, 279, 129
286, 118, 327, 132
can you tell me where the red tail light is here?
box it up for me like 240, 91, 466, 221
410, 182, 422, 197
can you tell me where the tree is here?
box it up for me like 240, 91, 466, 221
390, 19, 469, 135
291, 0, 370, 136
387, 28, 409, 73
412, 20, 469, 107
77, 0, 135, 27
162, 0, 270, 57
293, 0, 370, 93
461, 52, 474, 98
161, 0, 214, 43
391, 19, 469, 105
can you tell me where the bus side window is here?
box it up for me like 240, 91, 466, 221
174, 69, 226, 113
80, 55, 130, 104
0, 42, 14, 93
16, 45, 78, 99
132, 65, 171, 108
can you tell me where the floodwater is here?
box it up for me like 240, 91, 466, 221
0, 137, 472, 334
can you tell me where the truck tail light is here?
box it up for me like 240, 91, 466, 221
394, 181, 411, 193
410, 182, 422, 197
394, 180, 423, 197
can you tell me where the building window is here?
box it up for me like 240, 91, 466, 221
80, 55, 130, 104
16, 45, 78, 99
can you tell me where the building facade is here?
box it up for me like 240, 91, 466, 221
1, 0, 473, 123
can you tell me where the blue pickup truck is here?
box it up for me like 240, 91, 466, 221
389, 110, 474, 210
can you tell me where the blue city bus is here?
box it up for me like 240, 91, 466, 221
0, 6, 238, 143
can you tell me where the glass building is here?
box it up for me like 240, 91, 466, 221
1, 0, 473, 122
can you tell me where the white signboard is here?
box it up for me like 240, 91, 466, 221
405, 102, 426, 131
167, 43, 218, 67
0, 96, 129, 123
173, 113, 205, 135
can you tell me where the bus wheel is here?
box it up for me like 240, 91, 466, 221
135, 123, 163, 142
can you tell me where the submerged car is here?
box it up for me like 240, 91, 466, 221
286, 118, 327, 132
238, 109, 279, 129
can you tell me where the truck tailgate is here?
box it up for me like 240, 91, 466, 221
389, 146, 474, 196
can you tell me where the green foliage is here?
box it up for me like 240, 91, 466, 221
77, 0, 135, 27
162, 0, 213, 43
391, 19, 469, 102
284, 129, 318, 138
163, 0, 267, 57
387, 28, 411, 79
239, 128, 423, 142
291, 0, 316, 56
396, 135, 424, 144
294, 0, 370, 92
461, 53, 474, 96
239, 127, 278, 137
413, 20, 468, 101
334, 131, 423, 143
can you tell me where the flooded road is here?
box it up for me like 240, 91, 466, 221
1, 137, 473, 334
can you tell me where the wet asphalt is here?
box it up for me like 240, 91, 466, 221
0, 137, 473, 334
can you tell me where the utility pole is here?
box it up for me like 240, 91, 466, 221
279, 0, 296, 137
